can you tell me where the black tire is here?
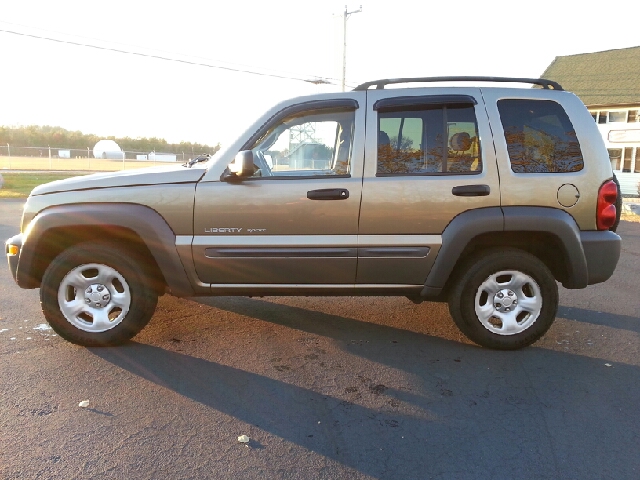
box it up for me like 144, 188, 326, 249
448, 248, 558, 350
40, 242, 158, 346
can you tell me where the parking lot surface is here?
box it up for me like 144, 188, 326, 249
1, 199, 639, 479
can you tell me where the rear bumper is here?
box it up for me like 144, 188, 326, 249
5, 234, 22, 283
580, 230, 621, 285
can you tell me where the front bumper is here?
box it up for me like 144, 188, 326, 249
5, 234, 22, 283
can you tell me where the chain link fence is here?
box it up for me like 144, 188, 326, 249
0, 145, 207, 171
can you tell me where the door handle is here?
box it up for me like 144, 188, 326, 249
307, 188, 350, 200
452, 184, 490, 197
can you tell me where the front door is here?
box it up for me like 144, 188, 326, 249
192, 96, 365, 285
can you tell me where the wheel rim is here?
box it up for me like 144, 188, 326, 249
57, 263, 131, 333
474, 270, 542, 336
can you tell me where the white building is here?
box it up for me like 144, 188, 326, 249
542, 46, 640, 195
590, 109, 640, 182
93, 139, 123, 159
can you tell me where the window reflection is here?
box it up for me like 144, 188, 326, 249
498, 99, 584, 174
377, 105, 481, 175
250, 110, 355, 178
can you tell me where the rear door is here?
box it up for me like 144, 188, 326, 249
357, 88, 501, 285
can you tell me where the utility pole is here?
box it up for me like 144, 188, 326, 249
341, 5, 362, 92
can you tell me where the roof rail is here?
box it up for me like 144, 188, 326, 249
353, 76, 563, 91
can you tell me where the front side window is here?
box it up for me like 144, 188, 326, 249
377, 104, 481, 175
249, 109, 354, 178
498, 99, 584, 173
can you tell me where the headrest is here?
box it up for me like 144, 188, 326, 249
450, 132, 471, 151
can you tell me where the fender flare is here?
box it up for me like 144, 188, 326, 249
502, 206, 588, 288
17, 203, 194, 296
420, 206, 589, 298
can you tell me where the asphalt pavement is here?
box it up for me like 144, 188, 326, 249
1, 199, 639, 479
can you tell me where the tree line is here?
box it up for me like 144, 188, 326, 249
0, 125, 219, 154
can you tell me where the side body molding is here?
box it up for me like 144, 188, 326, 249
16, 203, 194, 296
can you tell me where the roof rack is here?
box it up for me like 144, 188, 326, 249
353, 76, 563, 91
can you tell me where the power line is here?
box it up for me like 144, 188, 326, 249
0, 20, 271, 73
0, 26, 340, 86
0, 20, 347, 84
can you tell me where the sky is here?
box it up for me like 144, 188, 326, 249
1, 0, 639, 147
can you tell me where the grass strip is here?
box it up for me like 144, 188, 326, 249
0, 172, 85, 198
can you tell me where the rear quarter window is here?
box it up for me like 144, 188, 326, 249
497, 99, 584, 173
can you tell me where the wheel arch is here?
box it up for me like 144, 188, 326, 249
16, 203, 194, 296
421, 206, 589, 298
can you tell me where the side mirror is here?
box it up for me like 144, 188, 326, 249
221, 150, 254, 182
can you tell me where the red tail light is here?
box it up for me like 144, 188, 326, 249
597, 180, 617, 230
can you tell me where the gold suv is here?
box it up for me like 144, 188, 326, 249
5, 77, 621, 350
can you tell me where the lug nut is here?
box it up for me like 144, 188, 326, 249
508, 291, 513, 296
513, 300, 517, 305
495, 303, 501, 308
97, 286, 104, 292
497, 293, 504, 299
103, 295, 109, 300
86, 288, 92, 294
85, 298, 91, 304
505, 307, 510, 312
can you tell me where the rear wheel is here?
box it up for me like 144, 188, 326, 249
40, 242, 158, 346
448, 249, 558, 350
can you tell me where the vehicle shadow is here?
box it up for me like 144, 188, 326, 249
93, 298, 640, 479
557, 305, 640, 334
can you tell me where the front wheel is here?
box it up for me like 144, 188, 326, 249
40, 242, 158, 346
448, 249, 558, 350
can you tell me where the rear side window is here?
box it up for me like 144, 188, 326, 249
498, 99, 584, 173
377, 104, 481, 175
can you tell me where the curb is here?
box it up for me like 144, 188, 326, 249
622, 199, 640, 216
